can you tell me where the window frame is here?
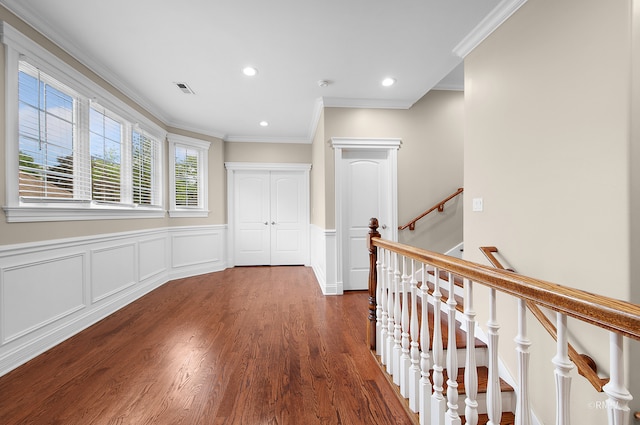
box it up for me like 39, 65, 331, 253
2, 22, 166, 222
167, 133, 210, 218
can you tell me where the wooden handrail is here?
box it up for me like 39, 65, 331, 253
479, 246, 514, 271
480, 246, 609, 392
398, 187, 463, 231
368, 231, 640, 341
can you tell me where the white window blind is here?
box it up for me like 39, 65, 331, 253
18, 61, 77, 199
132, 130, 159, 206
89, 106, 122, 203
174, 145, 200, 207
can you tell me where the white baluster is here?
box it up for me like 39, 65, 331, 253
400, 256, 411, 397
386, 251, 395, 374
419, 263, 433, 425
486, 288, 502, 425
552, 312, 573, 425
376, 247, 384, 357
431, 267, 446, 425
393, 253, 402, 385
603, 332, 632, 425
379, 249, 388, 364
409, 259, 421, 413
445, 272, 461, 425
464, 279, 479, 425
514, 299, 532, 425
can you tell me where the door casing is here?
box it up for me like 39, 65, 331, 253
331, 138, 400, 293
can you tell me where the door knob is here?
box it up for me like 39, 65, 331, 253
264, 222, 268, 225
381, 224, 387, 229
271, 221, 276, 225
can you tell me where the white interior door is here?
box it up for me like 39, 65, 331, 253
234, 171, 270, 265
231, 168, 308, 266
270, 171, 306, 265
342, 150, 393, 290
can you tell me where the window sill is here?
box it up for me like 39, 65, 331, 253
168, 209, 209, 218
3, 204, 166, 222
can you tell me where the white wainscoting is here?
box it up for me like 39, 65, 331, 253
170, 227, 225, 279
309, 224, 339, 295
0, 225, 226, 376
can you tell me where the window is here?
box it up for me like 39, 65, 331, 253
2, 22, 165, 222
174, 146, 200, 207
90, 106, 123, 203
132, 130, 159, 206
168, 134, 210, 218
18, 62, 77, 200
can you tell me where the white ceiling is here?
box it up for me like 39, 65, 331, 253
1, 0, 517, 143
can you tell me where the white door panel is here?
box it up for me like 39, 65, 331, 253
343, 151, 391, 290
271, 172, 305, 265
235, 172, 270, 265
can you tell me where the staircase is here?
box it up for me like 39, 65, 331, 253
373, 269, 516, 425
366, 218, 640, 425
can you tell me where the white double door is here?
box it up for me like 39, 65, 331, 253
233, 170, 307, 266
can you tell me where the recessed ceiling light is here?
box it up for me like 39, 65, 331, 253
243, 66, 258, 77
381, 77, 396, 87
259, 121, 269, 127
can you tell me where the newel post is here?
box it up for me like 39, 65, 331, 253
367, 217, 381, 350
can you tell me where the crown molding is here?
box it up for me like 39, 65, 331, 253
224, 135, 311, 144
0, 0, 171, 123
322, 97, 414, 110
164, 120, 228, 141
453, 0, 528, 58
432, 83, 464, 91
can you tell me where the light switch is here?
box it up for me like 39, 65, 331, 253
472, 197, 483, 212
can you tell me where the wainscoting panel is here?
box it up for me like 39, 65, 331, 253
0, 225, 227, 377
1, 253, 86, 343
170, 227, 226, 278
139, 236, 168, 282
91, 243, 137, 303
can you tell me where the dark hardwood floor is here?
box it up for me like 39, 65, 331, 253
0, 266, 412, 425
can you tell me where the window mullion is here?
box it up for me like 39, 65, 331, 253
121, 123, 133, 205
76, 98, 91, 200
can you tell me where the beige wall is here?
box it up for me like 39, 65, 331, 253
224, 141, 312, 164
324, 90, 464, 253
464, 0, 633, 422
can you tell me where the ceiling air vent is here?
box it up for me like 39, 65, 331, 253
175, 82, 195, 94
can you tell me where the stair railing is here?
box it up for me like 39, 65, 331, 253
479, 246, 609, 392
398, 187, 463, 231
367, 218, 639, 425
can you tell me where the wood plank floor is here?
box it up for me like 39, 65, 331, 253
0, 266, 412, 425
